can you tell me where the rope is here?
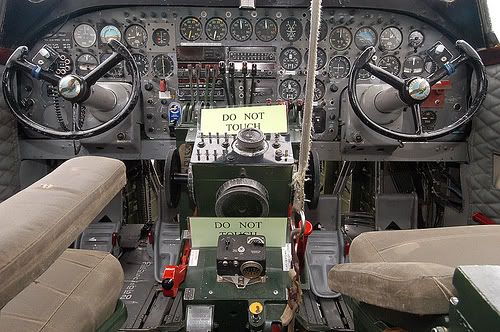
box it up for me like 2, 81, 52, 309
292, 0, 323, 213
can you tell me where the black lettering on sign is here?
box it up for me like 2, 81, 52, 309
223, 114, 236, 121
239, 221, 263, 229
244, 112, 265, 120
226, 122, 261, 132
215, 222, 231, 229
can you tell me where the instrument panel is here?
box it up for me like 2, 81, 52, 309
27, 6, 468, 141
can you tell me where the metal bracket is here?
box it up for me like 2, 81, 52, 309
217, 275, 267, 289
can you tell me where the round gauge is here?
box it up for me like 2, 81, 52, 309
205, 17, 228, 41
329, 26, 352, 51
279, 79, 301, 100
153, 28, 170, 46
180, 17, 202, 41
305, 19, 328, 41
380, 27, 402, 51
421, 110, 437, 127
280, 17, 303, 42
402, 55, 425, 77
378, 55, 401, 76
74, 24, 97, 48
152, 55, 174, 77
313, 79, 325, 101
131, 53, 149, 76
76, 54, 98, 76
354, 27, 378, 50
425, 57, 437, 74
100, 25, 122, 44
358, 69, 372, 80
409, 30, 425, 48
100, 53, 124, 78
280, 47, 302, 71
305, 48, 327, 71
230, 17, 253, 42
329, 56, 351, 79
255, 18, 278, 42
125, 25, 147, 48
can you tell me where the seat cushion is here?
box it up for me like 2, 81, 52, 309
329, 225, 500, 315
349, 225, 500, 266
329, 262, 456, 315
0, 157, 126, 309
0, 249, 124, 332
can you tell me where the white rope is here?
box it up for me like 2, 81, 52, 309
292, 0, 323, 213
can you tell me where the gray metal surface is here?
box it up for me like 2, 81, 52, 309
0, 66, 20, 202
305, 231, 341, 299
154, 222, 182, 282
468, 64, 500, 224
375, 193, 418, 230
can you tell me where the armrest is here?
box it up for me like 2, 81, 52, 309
0, 156, 126, 309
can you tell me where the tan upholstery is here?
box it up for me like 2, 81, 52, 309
0, 249, 124, 332
329, 225, 500, 315
0, 156, 126, 309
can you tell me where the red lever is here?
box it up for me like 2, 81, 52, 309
161, 241, 191, 297
297, 220, 313, 271
472, 212, 496, 225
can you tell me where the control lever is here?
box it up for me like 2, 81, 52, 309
204, 65, 210, 105
219, 61, 231, 105
187, 64, 195, 106
242, 61, 248, 105
250, 63, 257, 105
195, 63, 201, 103
229, 62, 236, 105
210, 66, 216, 106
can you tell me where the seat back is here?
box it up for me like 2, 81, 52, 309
0, 156, 126, 309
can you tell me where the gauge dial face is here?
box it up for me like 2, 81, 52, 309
230, 17, 253, 42
152, 55, 174, 77
305, 19, 328, 41
280, 17, 303, 42
380, 27, 402, 51
205, 17, 228, 41
255, 18, 278, 42
280, 47, 302, 71
279, 79, 301, 100
180, 17, 202, 41
358, 68, 372, 79
354, 27, 377, 50
76, 54, 98, 75
313, 79, 326, 101
152, 28, 170, 46
421, 110, 437, 127
402, 55, 424, 77
329, 26, 352, 51
74, 24, 97, 48
409, 30, 425, 48
131, 53, 149, 76
329, 56, 351, 79
378, 55, 401, 76
100, 25, 122, 44
305, 48, 327, 71
125, 25, 147, 48
100, 53, 124, 78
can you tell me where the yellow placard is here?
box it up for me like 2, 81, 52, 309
189, 217, 288, 248
200, 105, 288, 134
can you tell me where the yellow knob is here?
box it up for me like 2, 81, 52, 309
249, 301, 263, 315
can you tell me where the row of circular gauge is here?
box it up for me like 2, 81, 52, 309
73, 18, 425, 50
73, 23, 170, 48
73, 53, 173, 77
280, 47, 434, 78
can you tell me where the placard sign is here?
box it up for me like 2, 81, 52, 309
189, 217, 288, 248
200, 105, 288, 135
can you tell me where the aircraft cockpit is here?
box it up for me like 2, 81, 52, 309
0, 0, 499, 331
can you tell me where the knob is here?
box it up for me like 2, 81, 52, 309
144, 82, 154, 91
162, 278, 174, 290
